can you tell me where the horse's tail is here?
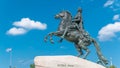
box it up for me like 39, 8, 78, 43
92, 38, 108, 65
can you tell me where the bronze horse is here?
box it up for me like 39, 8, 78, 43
44, 11, 108, 65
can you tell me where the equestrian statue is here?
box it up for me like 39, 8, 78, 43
44, 8, 108, 66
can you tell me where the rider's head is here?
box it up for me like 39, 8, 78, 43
78, 8, 82, 13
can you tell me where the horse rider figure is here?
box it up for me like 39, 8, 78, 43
44, 9, 108, 66
73, 8, 91, 42
72, 8, 84, 32
60, 8, 86, 42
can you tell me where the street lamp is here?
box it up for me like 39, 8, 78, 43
6, 48, 12, 68
9, 50, 12, 68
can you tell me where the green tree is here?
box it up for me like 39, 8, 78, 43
109, 65, 116, 68
13, 66, 16, 68
30, 63, 35, 68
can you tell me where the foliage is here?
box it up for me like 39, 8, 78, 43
106, 65, 117, 68
109, 65, 116, 68
13, 67, 16, 68
30, 63, 35, 68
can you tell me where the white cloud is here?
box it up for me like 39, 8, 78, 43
7, 27, 27, 36
6, 48, 12, 52
6, 18, 47, 36
104, 0, 120, 11
104, 0, 114, 7
113, 14, 120, 21
98, 22, 120, 41
100, 0, 120, 41
13, 18, 47, 30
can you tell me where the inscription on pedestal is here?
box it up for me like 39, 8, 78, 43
57, 64, 74, 67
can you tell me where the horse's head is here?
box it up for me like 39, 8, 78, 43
55, 11, 72, 20
55, 11, 72, 31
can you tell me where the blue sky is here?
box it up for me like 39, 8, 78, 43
0, 0, 120, 68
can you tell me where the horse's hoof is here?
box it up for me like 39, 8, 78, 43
44, 39, 47, 42
51, 41, 54, 44
58, 39, 63, 43
83, 58, 86, 59
51, 42, 54, 44
82, 57, 86, 59
60, 36, 64, 39
77, 54, 81, 57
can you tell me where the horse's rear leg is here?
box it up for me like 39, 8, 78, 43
75, 44, 83, 57
82, 47, 90, 59
78, 40, 90, 59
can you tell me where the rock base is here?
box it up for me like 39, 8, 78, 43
34, 55, 105, 68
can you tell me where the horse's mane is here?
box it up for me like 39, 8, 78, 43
66, 11, 71, 15
61, 10, 71, 16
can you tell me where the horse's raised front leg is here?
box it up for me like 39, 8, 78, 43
44, 32, 55, 44
44, 34, 49, 42
49, 32, 55, 44
44, 31, 63, 44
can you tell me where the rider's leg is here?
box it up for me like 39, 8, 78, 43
59, 27, 68, 42
60, 23, 79, 41
61, 27, 68, 38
